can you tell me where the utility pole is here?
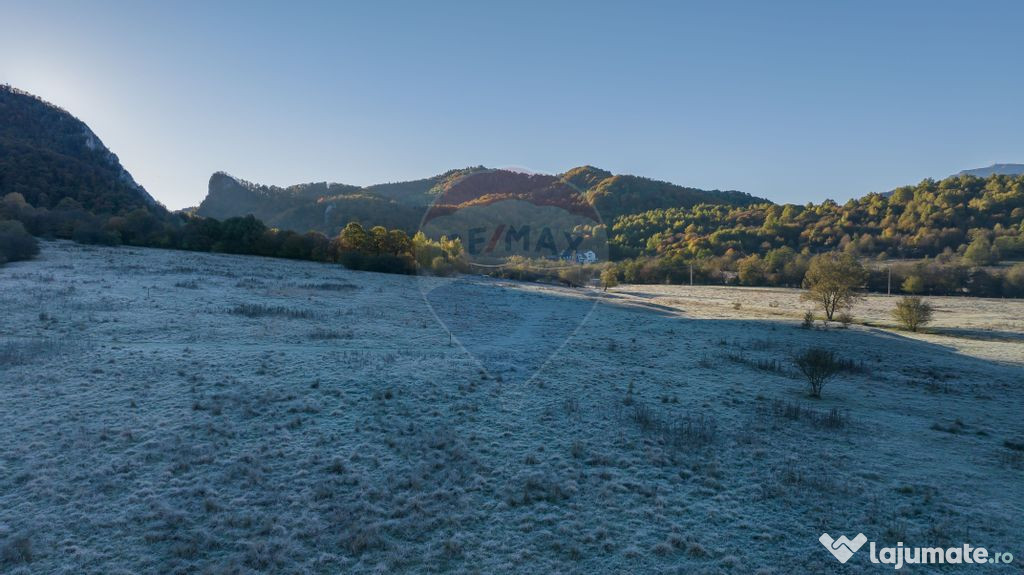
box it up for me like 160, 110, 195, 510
689, 264, 693, 286
887, 265, 891, 296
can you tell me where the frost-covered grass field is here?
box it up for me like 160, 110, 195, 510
1, 241, 1022, 574
606, 284, 1024, 367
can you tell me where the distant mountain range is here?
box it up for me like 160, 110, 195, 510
194, 166, 768, 235
0, 84, 160, 215
195, 163, 1024, 236
872, 164, 1024, 198
957, 164, 1024, 178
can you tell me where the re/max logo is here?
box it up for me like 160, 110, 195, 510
457, 225, 585, 256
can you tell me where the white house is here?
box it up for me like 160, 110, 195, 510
563, 250, 599, 264
580, 250, 598, 263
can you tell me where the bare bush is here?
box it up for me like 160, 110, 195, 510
794, 347, 841, 398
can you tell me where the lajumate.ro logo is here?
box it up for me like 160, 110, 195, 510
820, 532, 1015, 569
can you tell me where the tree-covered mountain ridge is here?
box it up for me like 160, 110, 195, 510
199, 165, 1024, 266
195, 166, 768, 235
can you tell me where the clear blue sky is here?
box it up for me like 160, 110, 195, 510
3, 0, 1023, 210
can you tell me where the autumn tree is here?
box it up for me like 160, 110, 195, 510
901, 275, 925, 294
801, 253, 866, 321
368, 225, 389, 255
385, 229, 411, 256
600, 267, 619, 291
1004, 263, 1024, 298
737, 254, 765, 285
964, 233, 996, 265
335, 222, 369, 254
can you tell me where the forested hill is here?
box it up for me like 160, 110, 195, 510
562, 165, 765, 221
195, 168, 485, 234
0, 84, 160, 214
194, 166, 768, 235
611, 173, 1024, 263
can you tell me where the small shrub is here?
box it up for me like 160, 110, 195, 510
794, 347, 841, 398
885, 516, 908, 542
764, 399, 847, 429
228, 303, 318, 319
630, 403, 717, 448
930, 420, 965, 434
308, 328, 352, 340
724, 351, 788, 375
892, 296, 934, 332
999, 450, 1024, 468
0, 338, 63, 366
0, 533, 32, 565
563, 397, 580, 414
837, 312, 853, 328
651, 541, 674, 556
570, 440, 585, 459
300, 282, 358, 291
0, 220, 39, 265
631, 403, 657, 431
507, 472, 571, 506
667, 414, 717, 446
834, 356, 867, 374
801, 310, 815, 329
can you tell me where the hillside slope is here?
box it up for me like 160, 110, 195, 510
0, 84, 159, 214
